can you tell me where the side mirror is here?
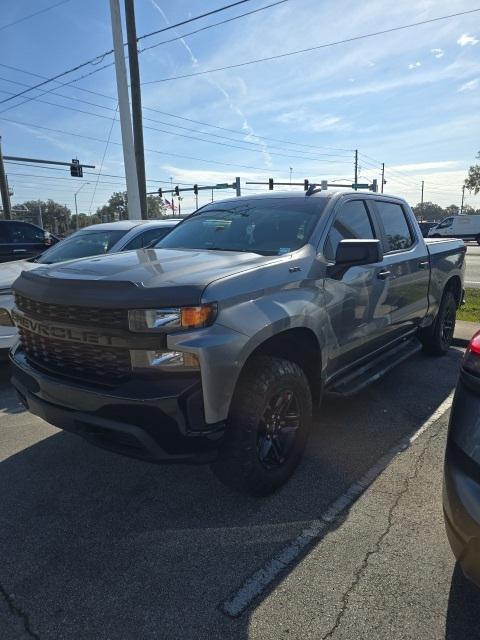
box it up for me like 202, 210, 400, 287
335, 239, 383, 266
328, 239, 382, 276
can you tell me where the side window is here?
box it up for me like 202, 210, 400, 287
123, 227, 172, 251
375, 202, 414, 252
10, 222, 45, 244
324, 200, 375, 261
0, 225, 11, 243
438, 217, 453, 229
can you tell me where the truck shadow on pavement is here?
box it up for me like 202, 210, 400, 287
445, 564, 480, 640
0, 349, 464, 639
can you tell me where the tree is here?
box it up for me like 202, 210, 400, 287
146, 195, 167, 219
15, 199, 71, 234
412, 201, 444, 221
465, 151, 480, 195
96, 192, 168, 221
444, 204, 459, 217
96, 191, 128, 222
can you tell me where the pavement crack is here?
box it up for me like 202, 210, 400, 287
321, 425, 440, 640
0, 582, 40, 639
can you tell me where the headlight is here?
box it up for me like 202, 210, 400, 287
131, 350, 200, 371
128, 304, 217, 332
0, 308, 13, 327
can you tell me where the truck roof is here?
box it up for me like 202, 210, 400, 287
211, 190, 406, 204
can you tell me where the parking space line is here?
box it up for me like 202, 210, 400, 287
221, 392, 454, 618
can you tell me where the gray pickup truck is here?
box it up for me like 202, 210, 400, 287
10, 189, 466, 495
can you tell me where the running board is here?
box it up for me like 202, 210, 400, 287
327, 338, 422, 396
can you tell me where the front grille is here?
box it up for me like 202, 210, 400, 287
15, 294, 128, 330
19, 328, 131, 385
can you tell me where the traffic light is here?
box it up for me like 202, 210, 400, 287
268, 178, 274, 190
304, 179, 309, 191
370, 179, 378, 193
158, 187, 163, 197
193, 184, 198, 195
70, 158, 83, 178
174, 186, 179, 196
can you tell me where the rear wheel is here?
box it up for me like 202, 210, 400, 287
419, 290, 457, 356
212, 356, 312, 496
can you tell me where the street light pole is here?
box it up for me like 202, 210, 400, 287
74, 182, 89, 231
460, 185, 465, 215
109, 0, 141, 220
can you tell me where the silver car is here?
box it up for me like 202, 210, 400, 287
0, 219, 181, 352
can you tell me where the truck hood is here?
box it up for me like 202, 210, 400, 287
13, 248, 280, 308
0, 259, 39, 290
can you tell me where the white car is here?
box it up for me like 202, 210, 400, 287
0, 219, 181, 352
428, 215, 480, 244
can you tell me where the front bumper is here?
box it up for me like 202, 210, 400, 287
443, 378, 480, 588
10, 347, 225, 464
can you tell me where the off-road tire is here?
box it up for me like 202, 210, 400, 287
419, 290, 457, 356
212, 356, 312, 496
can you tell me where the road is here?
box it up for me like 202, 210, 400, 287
466, 243, 480, 288
1, 348, 479, 639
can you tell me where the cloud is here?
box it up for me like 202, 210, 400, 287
457, 33, 479, 47
458, 78, 479, 92
431, 48, 444, 59
275, 110, 346, 132
408, 62, 421, 70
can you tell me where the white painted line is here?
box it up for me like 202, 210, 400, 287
465, 281, 480, 285
221, 392, 454, 618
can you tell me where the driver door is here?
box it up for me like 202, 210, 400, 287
323, 198, 391, 375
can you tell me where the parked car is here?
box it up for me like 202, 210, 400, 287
418, 221, 438, 238
10, 190, 465, 495
0, 220, 58, 263
428, 215, 480, 244
0, 219, 181, 352
443, 330, 480, 588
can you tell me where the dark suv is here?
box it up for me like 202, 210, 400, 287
0, 220, 57, 263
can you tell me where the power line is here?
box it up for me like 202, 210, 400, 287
140, 0, 287, 54
0, 116, 291, 173
0, 85, 352, 162
0, 0, 256, 106
0, 0, 72, 32
142, 8, 480, 85
0, 66, 353, 154
88, 105, 119, 213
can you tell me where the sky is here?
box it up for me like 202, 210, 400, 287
0, 0, 479, 216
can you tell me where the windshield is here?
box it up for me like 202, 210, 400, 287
156, 199, 327, 256
35, 229, 127, 264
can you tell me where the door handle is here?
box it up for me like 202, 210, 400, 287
13, 249, 27, 253
418, 260, 429, 269
377, 269, 391, 280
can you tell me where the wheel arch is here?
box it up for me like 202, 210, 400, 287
239, 328, 323, 404
444, 275, 463, 308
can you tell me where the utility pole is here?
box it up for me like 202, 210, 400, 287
0, 137, 12, 219
37, 202, 43, 229
235, 176, 241, 197
460, 185, 465, 215
354, 150, 358, 191
289, 167, 293, 186
420, 180, 424, 220
109, 0, 141, 220
125, 0, 147, 220
381, 163, 385, 194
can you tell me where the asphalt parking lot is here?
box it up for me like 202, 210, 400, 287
1, 347, 479, 640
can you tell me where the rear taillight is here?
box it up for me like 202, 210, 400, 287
463, 331, 480, 377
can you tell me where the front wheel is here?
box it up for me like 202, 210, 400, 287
419, 290, 457, 356
212, 356, 312, 496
